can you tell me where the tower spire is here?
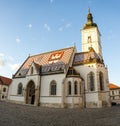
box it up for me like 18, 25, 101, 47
83, 8, 97, 29
88, 7, 90, 14
87, 8, 93, 24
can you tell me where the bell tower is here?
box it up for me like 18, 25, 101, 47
81, 9, 102, 59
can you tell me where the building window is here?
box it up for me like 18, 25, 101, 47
17, 83, 23, 95
99, 72, 104, 90
74, 81, 78, 95
88, 72, 95, 91
3, 87, 6, 92
88, 36, 92, 43
50, 80, 57, 95
112, 90, 114, 95
2, 95, 4, 99
68, 81, 71, 95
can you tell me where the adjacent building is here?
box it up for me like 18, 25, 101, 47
8, 9, 111, 108
0, 76, 12, 100
109, 83, 120, 104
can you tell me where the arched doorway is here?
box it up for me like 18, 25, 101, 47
26, 81, 35, 105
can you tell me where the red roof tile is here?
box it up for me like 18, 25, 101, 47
109, 83, 120, 89
14, 47, 75, 77
0, 76, 12, 85
22, 47, 74, 69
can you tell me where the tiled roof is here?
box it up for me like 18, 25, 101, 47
109, 83, 120, 89
73, 47, 103, 65
23, 47, 74, 68
0, 76, 12, 85
14, 47, 75, 77
41, 62, 65, 75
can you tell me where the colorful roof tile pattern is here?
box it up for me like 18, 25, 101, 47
0, 76, 12, 85
23, 47, 74, 68
109, 83, 120, 89
14, 47, 75, 77
73, 47, 103, 65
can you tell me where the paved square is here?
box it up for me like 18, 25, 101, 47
0, 101, 120, 126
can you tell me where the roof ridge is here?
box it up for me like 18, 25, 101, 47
0, 76, 11, 80
30, 46, 75, 58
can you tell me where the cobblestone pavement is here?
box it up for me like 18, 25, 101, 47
0, 101, 120, 126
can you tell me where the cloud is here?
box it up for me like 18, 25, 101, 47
65, 23, 72, 28
9, 64, 20, 71
8, 56, 14, 62
44, 24, 51, 31
58, 23, 72, 32
0, 53, 4, 57
50, 0, 54, 3
16, 37, 21, 43
27, 24, 32, 29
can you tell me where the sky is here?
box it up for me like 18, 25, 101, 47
0, 0, 120, 85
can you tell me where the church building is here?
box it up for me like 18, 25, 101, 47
8, 9, 111, 108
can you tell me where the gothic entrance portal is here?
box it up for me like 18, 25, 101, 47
26, 81, 35, 105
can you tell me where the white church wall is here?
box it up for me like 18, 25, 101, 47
8, 75, 40, 102
9, 95, 24, 102
64, 77, 84, 108
8, 78, 25, 96
40, 73, 65, 104
40, 97, 61, 103
74, 63, 98, 91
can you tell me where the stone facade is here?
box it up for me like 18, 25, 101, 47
109, 83, 120, 104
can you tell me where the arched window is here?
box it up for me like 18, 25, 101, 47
88, 72, 95, 91
99, 72, 104, 90
68, 81, 71, 95
88, 36, 92, 43
17, 83, 23, 95
50, 80, 57, 95
2, 95, 4, 99
74, 81, 78, 95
